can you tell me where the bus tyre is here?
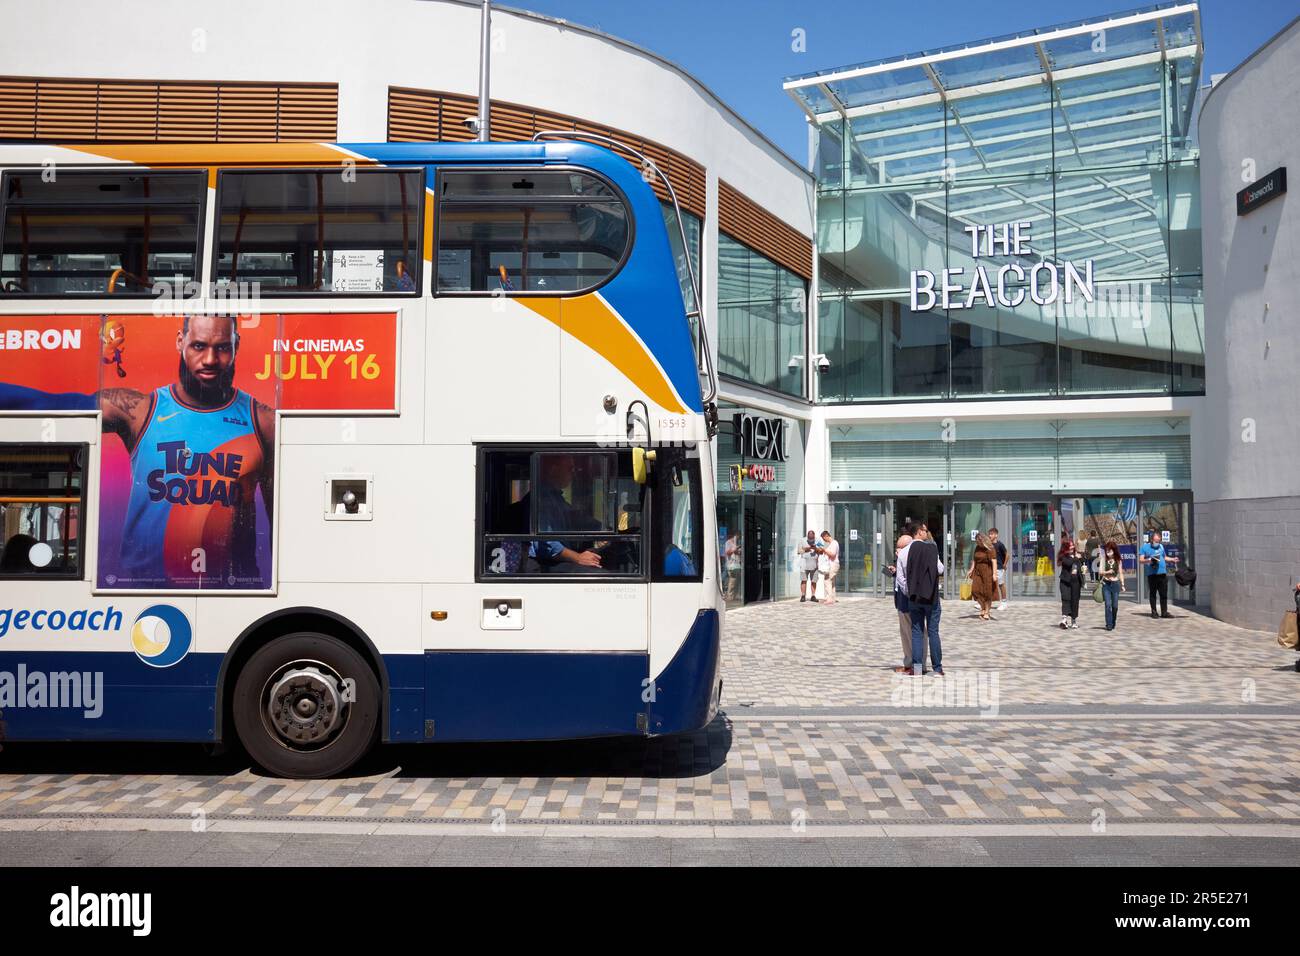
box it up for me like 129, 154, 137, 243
232, 633, 381, 779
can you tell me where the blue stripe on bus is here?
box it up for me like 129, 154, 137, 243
0, 610, 719, 745
422, 651, 647, 742
648, 609, 721, 736
0, 651, 222, 741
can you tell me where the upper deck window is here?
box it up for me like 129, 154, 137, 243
436, 169, 630, 294
215, 168, 423, 294
0, 170, 205, 297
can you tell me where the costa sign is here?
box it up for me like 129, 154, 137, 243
732, 413, 787, 462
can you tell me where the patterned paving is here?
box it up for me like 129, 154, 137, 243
0, 596, 1296, 829
722, 597, 1298, 708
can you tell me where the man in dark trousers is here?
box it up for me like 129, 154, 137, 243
905, 522, 945, 676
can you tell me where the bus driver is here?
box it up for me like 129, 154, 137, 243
530, 453, 604, 570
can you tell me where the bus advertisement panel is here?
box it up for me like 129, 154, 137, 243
0, 311, 398, 590
96, 313, 277, 591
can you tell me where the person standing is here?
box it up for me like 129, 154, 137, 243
1085, 531, 1102, 583
797, 530, 821, 603
723, 531, 741, 602
989, 527, 1009, 610
818, 530, 840, 604
905, 523, 945, 676
1139, 530, 1178, 619
1099, 540, 1125, 631
887, 531, 915, 674
1057, 539, 1084, 629
967, 531, 996, 621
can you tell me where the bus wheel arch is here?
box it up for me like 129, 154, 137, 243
216, 607, 390, 750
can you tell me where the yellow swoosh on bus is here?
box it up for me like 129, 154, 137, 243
517, 293, 686, 414
131, 618, 171, 658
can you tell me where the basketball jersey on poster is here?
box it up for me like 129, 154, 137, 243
121, 385, 265, 586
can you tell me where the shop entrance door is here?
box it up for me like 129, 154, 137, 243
887, 496, 953, 597
830, 499, 881, 595
1139, 496, 1194, 606
951, 500, 1013, 600
1010, 502, 1056, 598
1058, 497, 1141, 602
743, 494, 776, 604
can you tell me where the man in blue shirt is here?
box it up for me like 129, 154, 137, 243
530, 454, 603, 570
1139, 530, 1179, 619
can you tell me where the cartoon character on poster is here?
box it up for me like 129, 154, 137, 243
98, 314, 276, 590
101, 319, 127, 378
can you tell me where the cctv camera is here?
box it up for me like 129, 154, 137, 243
816, 355, 831, 372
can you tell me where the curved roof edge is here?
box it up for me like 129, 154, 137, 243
429, 0, 812, 179
1199, 12, 1300, 119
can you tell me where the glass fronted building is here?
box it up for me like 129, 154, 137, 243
779, 3, 1207, 607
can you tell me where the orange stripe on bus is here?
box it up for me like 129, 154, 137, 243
517, 294, 685, 414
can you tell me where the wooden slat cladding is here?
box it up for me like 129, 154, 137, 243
718, 179, 812, 280
387, 86, 706, 219
0, 77, 337, 142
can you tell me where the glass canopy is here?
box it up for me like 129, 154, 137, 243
801, 3, 1205, 400
787, 2, 1203, 199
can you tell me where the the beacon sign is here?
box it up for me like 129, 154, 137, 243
910, 221, 1094, 313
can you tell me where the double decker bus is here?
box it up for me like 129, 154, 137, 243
0, 137, 723, 778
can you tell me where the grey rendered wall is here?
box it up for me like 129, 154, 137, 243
1194, 17, 1300, 631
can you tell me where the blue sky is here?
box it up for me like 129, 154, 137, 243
506, 0, 1300, 162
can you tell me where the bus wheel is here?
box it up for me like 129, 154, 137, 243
231, 633, 381, 779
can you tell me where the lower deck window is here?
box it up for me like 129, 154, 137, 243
479, 448, 644, 577
0, 444, 86, 577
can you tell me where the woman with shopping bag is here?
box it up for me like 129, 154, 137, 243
1099, 540, 1126, 631
966, 532, 997, 621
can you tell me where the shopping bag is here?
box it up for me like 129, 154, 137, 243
1092, 582, 1105, 603
1278, 610, 1299, 649
959, 581, 973, 601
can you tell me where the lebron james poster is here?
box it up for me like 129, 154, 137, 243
97, 313, 277, 591
0, 309, 398, 591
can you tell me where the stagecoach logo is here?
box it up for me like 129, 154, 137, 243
910, 221, 1095, 313
732, 413, 787, 462
131, 604, 192, 668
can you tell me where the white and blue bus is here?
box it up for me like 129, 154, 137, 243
0, 137, 723, 777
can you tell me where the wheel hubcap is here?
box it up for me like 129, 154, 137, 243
265, 663, 346, 748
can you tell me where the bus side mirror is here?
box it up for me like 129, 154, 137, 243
632, 447, 657, 484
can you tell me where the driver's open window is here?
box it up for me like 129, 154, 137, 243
479, 446, 644, 578
0, 170, 205, 297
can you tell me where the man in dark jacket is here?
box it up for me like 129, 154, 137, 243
904, 523, 945, 676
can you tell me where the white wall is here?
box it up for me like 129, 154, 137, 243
0, 0, 813, 238
1194, 16, 1300, 503
1193, 15, 1300, 629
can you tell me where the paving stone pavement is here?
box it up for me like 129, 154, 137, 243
721, 596, 1298, 708
0, 596, 1297, 845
